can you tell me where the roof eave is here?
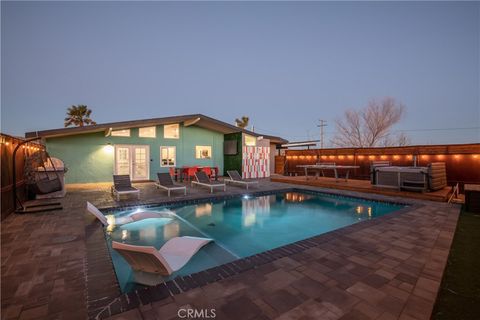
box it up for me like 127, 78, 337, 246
24, 113, 288, 143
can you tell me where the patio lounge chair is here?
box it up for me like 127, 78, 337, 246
86, 201, 173, 226
225, 170, 258, 190
192, 171, 226, 193
155, 173, 187, 197
111, 175, 140, 201
112, 236, 212, 285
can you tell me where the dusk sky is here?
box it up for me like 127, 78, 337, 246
1, 1, 479, 145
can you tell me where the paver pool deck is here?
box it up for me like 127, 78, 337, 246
1, 179, 460, 320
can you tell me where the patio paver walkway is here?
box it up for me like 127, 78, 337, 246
1, 179, 460, 320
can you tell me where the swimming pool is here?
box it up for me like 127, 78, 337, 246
104, 190, 405, 292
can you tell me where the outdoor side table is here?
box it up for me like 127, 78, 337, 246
464, 184, 480, 213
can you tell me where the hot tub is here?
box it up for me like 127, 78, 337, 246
373, 166, 428, 190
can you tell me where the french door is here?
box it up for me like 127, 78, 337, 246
114, 145, 150, 181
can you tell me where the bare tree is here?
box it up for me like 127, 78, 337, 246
331, 97, 408, 147
379, 132, 410, 147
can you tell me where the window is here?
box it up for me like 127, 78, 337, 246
245, 134, 257, 146
195, 146, 212, 159
139, 126, 156, 138
164, 124, 179, 139
160, 146, 176, 167
111, 129, 130, 137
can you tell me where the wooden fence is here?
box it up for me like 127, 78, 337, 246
0, 134, 44, 220
276, 143, 480, 191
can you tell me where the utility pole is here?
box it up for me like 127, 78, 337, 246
317, 120, 327, 149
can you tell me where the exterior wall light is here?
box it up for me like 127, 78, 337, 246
104, 143, 114, 153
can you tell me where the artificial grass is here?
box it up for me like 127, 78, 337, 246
432, 209, 480, 320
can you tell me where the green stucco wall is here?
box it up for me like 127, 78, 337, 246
223, 132, 242, 175
46, 125, 224, 184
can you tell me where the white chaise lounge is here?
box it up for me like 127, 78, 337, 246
111, 175, 140, 201
112, 236, 212, 285
155, 172, 187, 197
86, 201, 173, 226
225, 170, 258, 190
192, 171, 226, 193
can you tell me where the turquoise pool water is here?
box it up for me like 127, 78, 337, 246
105, 191, 404, 292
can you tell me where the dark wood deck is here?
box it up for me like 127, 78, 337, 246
271, 175, 452, 202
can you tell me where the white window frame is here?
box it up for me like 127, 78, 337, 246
195, 146, 212, 159
164, 124, 180, 139
139, 126, 156, 138
111, 129, 131, 137
160, 146, 176, 167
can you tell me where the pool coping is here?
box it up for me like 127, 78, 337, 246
85, 187, 421, 319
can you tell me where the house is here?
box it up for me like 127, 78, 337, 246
25, 114, 287, 184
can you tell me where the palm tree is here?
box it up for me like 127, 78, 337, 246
235, 116, 249, 129
64, 105, 97, 127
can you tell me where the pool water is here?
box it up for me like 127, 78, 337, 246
105, 191, 404, 292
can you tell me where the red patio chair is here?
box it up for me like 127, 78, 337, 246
202, 167, 212, 179
184, 167, 198, 182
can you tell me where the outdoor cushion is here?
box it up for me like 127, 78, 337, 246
157, 172, 176, 187
195, 171, 214, 184
227, 170, 243, 181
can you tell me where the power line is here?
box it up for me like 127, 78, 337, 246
319, 127, 480, 135
250, 125, 479, 140
392, 126, 480, 133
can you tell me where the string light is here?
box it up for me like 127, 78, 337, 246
285, 151, 480, 165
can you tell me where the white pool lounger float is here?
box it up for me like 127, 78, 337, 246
86, 201, 173, 226
112, 236, 213, 285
